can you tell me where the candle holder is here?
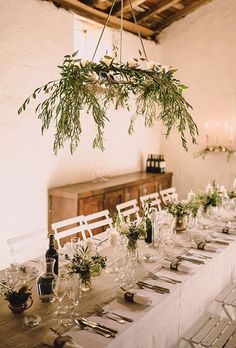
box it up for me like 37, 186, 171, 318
194, 136, 235, 161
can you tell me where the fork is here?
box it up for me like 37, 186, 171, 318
93, 305, 125, 324
148, 271, 180, 284
94, 304, 133, 322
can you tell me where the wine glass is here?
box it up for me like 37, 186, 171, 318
68, 274, 82, 318
105, 229, 119, 273
52, 275, 68, 317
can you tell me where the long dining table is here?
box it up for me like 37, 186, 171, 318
1, 219, 236, 348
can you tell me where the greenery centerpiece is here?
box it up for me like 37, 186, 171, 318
65, 246, 107, 291
166, 201, 190, 233
115, 215, 146, 251
0, 283, 32, 314
197, 185, 222, 213
18, 51, 198, 154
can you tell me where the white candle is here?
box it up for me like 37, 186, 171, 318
109, 229, 119, 247
206, 184, 213, 194
86, 239, 95, 253
187, 190, 195, 201
233, 178, 236, 191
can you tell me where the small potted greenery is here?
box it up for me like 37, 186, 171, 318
65, 246, 107, 292
0, 282, 32, 314
166, 201, 190, 233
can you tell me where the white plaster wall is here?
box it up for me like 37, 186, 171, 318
0, 0, 161, 268
159, 0, 236, 199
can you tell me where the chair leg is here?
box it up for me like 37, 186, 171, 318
222, 303, 233, 321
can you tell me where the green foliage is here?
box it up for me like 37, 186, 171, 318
65, 246, 107, 279
197, 191, 222, 212
186, 197, 201, 217
18, 52, 198, 154
228, 191, 236, 199
0, 283, 32, 306
166, 201, 189, 217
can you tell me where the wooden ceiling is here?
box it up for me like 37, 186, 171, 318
49, 0, 212, 41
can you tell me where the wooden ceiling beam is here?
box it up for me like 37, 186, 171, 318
137, 0, 181, 22
51, 0, 155, 38
152, 0, 212, 34
113, 0, 147, 16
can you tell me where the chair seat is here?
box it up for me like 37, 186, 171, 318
182, 312, 236, 347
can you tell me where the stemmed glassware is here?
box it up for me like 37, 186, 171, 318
105, 229, 120, 273
52, 274, 68, 317
68, 274, 82, 318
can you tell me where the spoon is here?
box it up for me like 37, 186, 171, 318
75, 319, 113, 338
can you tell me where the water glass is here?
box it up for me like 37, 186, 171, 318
5, 266, 19, 287
52, 275, 68, 317
68, 274, 82, 318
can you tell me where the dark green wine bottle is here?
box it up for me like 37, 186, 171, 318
45, 234, 58, 275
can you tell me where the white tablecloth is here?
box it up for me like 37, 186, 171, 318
67, 233, 236, 348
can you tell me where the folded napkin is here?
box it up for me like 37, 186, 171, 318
162, 259, 191, 273
117, 289, 152, 305
42, 331, 82, 348
220, 215, 236, 223
222, 227, 236, 235
191, 241, 218, 252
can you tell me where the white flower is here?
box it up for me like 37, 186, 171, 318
127, 58, 138, 67
80, 59, 89, 67
88, 71, 98, 80
162, 65, 170, 73
146, 61, 159, 70
101, 56, 113, 66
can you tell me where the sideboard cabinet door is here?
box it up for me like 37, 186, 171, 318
104, 190, 124, 215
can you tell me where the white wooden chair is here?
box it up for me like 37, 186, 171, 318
160, 187, 178, 205
7, 230, 48, 264
140, 192, 162, 212
116, 199, 140, 222
83, 210, 113, 236
51, 215, 88, 248
215, 283, 236, 321
181, 311, 236, 348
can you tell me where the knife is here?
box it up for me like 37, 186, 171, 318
137, 281, 170, 293
176, 256, 205, 265
81, 317, 118, 335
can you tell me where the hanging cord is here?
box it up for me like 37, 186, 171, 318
128, 0, 148, 61
92, 0, 117, 62
120, 0, 124, 63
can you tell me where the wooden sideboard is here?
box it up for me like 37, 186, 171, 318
48, 171, 172, 230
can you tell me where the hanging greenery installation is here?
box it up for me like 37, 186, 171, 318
18, 51, 198, 154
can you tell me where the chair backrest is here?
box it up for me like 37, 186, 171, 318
116, 199, 140, 222
51, 215, 88, 248
7, 230, 48, 264
83, 210, 113, 236
160, 187, 178, 205
140, 192, 162, 212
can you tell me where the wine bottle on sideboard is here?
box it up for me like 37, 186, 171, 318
45, 234, 58, 275
159, 155, 166, 174
146, 154, 151, 173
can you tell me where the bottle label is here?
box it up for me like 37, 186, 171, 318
160, 161, 166, 168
